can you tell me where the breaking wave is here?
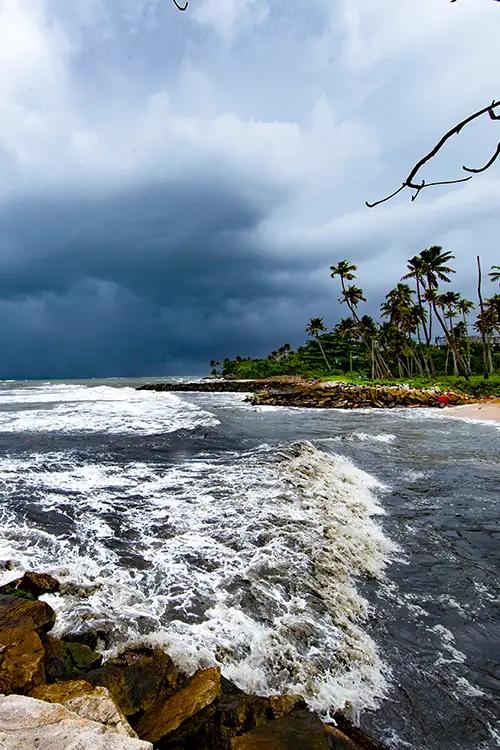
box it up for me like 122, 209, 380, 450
0, 383, 219, 434
0, 440, 396, 720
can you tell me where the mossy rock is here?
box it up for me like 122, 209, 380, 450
43, 635, 103, 682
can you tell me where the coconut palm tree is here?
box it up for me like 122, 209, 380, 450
305, 318, 332, 371
402, 255, 432, 345
490, 266, 500, 285
420, 246, 456, 289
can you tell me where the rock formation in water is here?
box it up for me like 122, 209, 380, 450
138, 379, 470, 409
0, 571, 389, 749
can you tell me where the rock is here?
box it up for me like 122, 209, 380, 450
324, 724, 362, 749
327, 714, 389, 750
85, 646, 179, 718
268, 694, 306, 718
0, 694, 153, 749
66, 686, 139, 738
135, 667, 221, 744
0, 595, 56, 694
231, 710, 330, 749
31, 679, 138, 738
0, 628, 45, 695
0, 594, 55, 633
43, 635, 102, 681
31, 678, 95, 702
0, 572, 60, 599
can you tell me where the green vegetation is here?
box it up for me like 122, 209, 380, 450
214, 248, 499, 393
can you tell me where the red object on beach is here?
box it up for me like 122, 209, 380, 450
437, 394, 450, 407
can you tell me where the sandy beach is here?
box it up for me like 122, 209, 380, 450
446, 402, 500, 423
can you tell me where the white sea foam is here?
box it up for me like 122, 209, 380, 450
331, 432, 396, 444
430, 624, 467, 666
0, 384, 219, 434
0, 440, 396, 720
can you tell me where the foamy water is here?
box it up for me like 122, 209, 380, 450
0, 380, 498, 749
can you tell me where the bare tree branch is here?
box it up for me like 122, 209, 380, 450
463, 141, 500, 173
172, 0, 188, 10
366, 99, 500, 208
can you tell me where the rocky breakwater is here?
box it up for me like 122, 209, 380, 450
0, 571, 389, 750
137, 378, 304, 394
249, 382, 471, 409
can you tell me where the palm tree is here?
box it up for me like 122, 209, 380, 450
340, 285, 366, 313
335, 317, 360, 373
420, 246, 456, 289
305, 318, 332, 371
330, 259, 392, 378
402, 255, 432, 345
330, 260, 357, 285
490, 265, 500, 285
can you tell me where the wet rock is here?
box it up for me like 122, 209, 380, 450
231, 709, 330, 749
85, 646, 179, 718
0, 694, 153, 749
135, 667, 221, 744
324, 724, 363, 749
43, 635, 103, 681
268, 694, 306, 718
248, 382, 469, 410
0, 595, 56, 694
0, 594, 55, 633
326, 714, 389, 750
31, 679, 95, 702
0, 572, 60, 599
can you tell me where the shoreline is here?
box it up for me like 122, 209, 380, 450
0, 572, 388, 749
444, 401, 500, 424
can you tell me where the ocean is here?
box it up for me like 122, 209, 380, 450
0, 378, 498, 749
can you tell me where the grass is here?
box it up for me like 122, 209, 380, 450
319, 373, 500, 397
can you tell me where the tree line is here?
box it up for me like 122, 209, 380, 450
214, 248, 499, 382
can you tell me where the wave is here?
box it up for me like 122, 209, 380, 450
329, 432, 396, 444
0, 383, 219, 434
0, 441, 396, 720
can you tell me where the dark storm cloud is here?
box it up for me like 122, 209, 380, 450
0, 0, 499, 377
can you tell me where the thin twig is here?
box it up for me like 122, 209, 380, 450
366, 100, 500, 208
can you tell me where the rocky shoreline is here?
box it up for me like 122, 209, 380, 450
0, 571, 388, 749
138, 379, 470, 409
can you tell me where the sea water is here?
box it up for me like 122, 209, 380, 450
0, 379, 498, 749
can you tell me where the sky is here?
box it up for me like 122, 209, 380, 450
1, 0, 499, 378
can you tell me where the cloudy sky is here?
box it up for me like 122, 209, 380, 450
1, 0, 499, 377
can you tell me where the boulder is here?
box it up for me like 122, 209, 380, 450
0, 595, 55, 694
231, 709, 330, 749
327, 714, 389, 750
324, 724, 363, 749
0, 694, 153, 749
0, 572, 60, 599
0, 627, 45, 695
0, 595, 55, 633
43, 635, 102, 681
85, 646, 179, 718
31, 679, 137, 738
135, 667, 221, 744
31, 679, 95, 702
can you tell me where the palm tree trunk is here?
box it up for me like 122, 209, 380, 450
432, 301, 469, 377
477, 255, 490, 380
317, 337, 332, 372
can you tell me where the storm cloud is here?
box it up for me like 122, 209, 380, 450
1, 0, 499, 377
